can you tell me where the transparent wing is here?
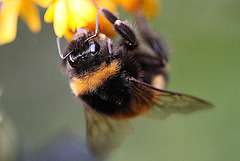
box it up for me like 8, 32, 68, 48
129, 77, 213, 120
84, 104, 133, 159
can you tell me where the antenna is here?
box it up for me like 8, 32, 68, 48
56, 37, 73, 59
84, 13, 99, 43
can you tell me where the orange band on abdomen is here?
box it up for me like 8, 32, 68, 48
70, 60, 120, 96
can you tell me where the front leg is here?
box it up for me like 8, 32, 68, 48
100, 8, 139, 49
136, 11, 169, 65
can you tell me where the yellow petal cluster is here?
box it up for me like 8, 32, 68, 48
0, 0, 160, 45
0, 0, 46, 45
44, 0, 117, 40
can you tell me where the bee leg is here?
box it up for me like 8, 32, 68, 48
107, 38, 113, 56
100, 8, 139, 49
135, 11, 169, 65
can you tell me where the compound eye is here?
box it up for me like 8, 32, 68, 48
68, 53, 78, 68
89, 40, 100, 56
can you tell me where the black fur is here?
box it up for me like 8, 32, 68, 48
61, 9, 168, 117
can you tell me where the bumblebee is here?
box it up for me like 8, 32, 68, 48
58, 7, 212, 158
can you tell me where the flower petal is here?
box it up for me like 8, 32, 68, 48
64, 28, 75, 41
76, 0, 97, 23
44, 2, 55, 23
54, 0, 68, 37
67, 0, 88, 32
0, 1, 20, 45
111, 0, 159, 18
142, 0, 159, 18
33, 0, 53, 8
19, 1, 41, 33
98, 0, 117, 37
111, 0, 138, 13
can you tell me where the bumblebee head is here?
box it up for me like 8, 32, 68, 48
57, 27, 101, 69
68, 37, 101, 68
58, 14, 113, 76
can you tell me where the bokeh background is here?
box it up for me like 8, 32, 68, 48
0, 0, 239, 160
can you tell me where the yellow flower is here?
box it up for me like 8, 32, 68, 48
0, 0, 47, 45
44, 0, 160, 40
44, 0, 117, 40
111, 0, 160, 18
0, 0, 160, 45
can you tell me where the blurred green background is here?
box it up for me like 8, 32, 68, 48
0, 0, 240, 160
